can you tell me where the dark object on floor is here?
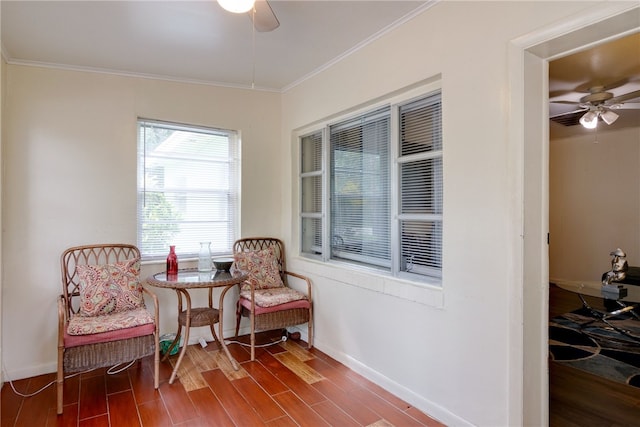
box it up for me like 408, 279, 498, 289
549, 308, 640, 388
287, 331, 301, 341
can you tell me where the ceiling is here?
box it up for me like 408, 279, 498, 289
0, 0, 429, 92
549, 32, 640, 138
1, 0, 638, 135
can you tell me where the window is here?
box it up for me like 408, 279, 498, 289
137, 119, 240, 260
299, 90, 442, 282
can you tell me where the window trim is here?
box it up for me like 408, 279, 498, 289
137, 118, 241, 261
296, 81, 443, 286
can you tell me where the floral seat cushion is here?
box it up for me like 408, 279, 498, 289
67, 306, 154, 336
239, 287, 308, 308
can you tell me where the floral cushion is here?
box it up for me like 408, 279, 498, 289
233, 246, 284, 290
67, 307, 154, 336
240, 287, 308, 308
75, 258, 145, 317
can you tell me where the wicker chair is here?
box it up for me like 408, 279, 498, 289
57, 244, 159, 414
233, 237, 313, 360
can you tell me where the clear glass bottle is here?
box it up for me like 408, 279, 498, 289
198, 242, 212, 272
166, 245, 178, 275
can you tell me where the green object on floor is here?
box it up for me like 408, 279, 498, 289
159, 333, 180, 356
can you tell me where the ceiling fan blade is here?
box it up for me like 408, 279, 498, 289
251, 0, 279, 32
550, 100, 581, 105
610, 89, 640, 104
550, 110, 586, 127
549, 108, 588, 120
616, 102, 640, 110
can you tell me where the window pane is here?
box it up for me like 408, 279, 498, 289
301, 217, 322, 255
400, 158, 443, 215
398, 91, 443, 279
401, 220, 442, 273
400, 93, 442, 156
301, 175, 322, 213
137, 120, 239, 259
301, 132, 322, 173
330, 108, 391, 268
300, 131, 323, 256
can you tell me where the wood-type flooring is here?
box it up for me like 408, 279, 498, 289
1, 332, 444, 427
549, 284, 640, 426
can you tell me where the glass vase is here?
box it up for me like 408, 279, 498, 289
198, 242, 212, 272
166, 245, 178, 276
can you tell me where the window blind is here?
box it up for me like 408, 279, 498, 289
330, 107, 391, 268
300, 131, 323, 255
398, 93, 443, 275
137, 119, 240, 260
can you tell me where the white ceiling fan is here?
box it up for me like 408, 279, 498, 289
218, 0, 280, 32
550, 83, 640, 129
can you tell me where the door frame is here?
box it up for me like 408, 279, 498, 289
508, 4, 640, 425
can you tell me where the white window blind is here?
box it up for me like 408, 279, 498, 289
330, 107, 391, 268
298, 89, 443, 283
398, 93, 443, 276
137, 119, 240, 260
300, 131, 323, 255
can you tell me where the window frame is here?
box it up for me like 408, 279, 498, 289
137, 118, 241, 261
298, 84, 443, 285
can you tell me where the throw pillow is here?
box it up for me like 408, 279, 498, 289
233, 246, 284, 290
76, 258, 145, 317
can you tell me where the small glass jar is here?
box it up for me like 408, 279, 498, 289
198, 242, 212, 272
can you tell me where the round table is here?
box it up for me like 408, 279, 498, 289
145, 269, 247, 384
552, 278, 640, 340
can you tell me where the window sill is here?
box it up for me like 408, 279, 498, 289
288, 256, 444, 308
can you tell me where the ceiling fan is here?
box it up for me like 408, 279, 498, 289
218, 0, 280, 32
550, 84, 640, 129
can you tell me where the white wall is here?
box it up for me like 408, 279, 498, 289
2, 65, 282, 380
280, 2, 595, 426
550, 126, 640, 281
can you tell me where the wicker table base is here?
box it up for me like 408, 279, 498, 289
145, 269, 248, 384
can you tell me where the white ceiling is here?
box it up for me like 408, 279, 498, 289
2, 1, 638, 137
1, 0, 429, 92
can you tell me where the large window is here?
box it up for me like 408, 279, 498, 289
137, 119, 240, 260
300, 90, 442, 282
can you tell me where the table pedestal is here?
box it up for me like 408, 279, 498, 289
145, 269, 247, 385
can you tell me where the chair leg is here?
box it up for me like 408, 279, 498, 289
250, 311, 256, 361
56, 348, 64, 414
154, 333, 160, 390
234, 302, 242, 338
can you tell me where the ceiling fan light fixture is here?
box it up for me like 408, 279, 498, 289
600, 110, 619, 125
218, 0, 255, 14
579, 110, 598, 129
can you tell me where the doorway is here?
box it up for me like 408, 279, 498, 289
514, 4, 640, 425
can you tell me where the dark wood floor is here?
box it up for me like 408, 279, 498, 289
1, 332, 444, 427
549, 284, 640, 426
6, 289, 636, 427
